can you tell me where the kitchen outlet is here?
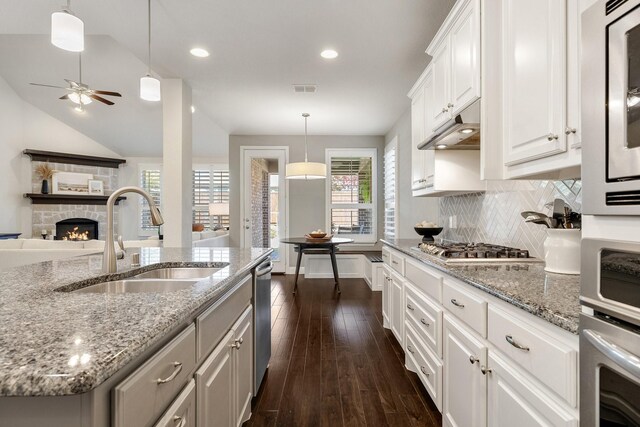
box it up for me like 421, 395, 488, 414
449, 215, 457, 229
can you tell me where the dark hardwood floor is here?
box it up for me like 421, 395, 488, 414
245, 274, 442, 427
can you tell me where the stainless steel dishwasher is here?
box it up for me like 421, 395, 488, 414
253, 258, 273, 395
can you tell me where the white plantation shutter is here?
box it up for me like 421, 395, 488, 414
211, 171, 230, 227
193, 170, 211, 227
140, 169, 161, 231
326, 149, 377, 243
384, 142, 397, 239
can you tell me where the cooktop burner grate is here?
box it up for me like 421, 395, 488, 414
415, 242, 541, 263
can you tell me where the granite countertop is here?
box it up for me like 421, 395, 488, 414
0, 247, 271, 397
381, 239, 580, 335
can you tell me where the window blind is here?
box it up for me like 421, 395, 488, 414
384, 144, 396, 239
140, 169, 161, 231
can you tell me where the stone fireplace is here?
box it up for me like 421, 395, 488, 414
55, 218, 99, 241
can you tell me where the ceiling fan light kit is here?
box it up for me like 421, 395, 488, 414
140, 0, 161, 102
51, 2, 84, 52
286, 113, 327, 180
67, 92, 92, 105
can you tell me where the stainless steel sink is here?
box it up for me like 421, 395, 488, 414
131, 267, 223, 280
73, 279, 200, 294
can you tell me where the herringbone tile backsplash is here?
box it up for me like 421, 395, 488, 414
439, 180, 582, 258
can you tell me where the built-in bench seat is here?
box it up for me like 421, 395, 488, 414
303, 248, 384, 291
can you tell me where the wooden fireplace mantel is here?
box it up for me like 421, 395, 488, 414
24, 194, 126, 206
23, 149, 126, 169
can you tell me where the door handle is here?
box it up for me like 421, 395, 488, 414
505, 335, 530, 351
157, 362, 183, 384
583, 329, 640, 379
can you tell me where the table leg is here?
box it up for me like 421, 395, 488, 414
293, 246, 303, 295
329, 246, 341, 294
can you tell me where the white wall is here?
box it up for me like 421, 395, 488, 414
0, 75, 120, 237
384, 108, 439, 239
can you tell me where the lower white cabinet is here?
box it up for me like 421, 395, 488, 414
487, 351, 578, 427
443, 314, 487, 427
382, 266, 392, 328
390, 271, 405, 346
197, 305, 253, 427
154, 380, 196, 427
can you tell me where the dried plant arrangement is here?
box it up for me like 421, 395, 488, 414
35, 163, 55, 181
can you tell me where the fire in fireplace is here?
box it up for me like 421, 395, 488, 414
55, 218, 98, 241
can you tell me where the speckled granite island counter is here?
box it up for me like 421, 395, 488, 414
0, 247, 271, 400
381, 239, 580, 334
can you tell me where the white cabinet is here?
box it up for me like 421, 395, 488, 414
443, 314, 487, 427
390, 271, 405, 346
382, 266, 392, 329
409, 68, 436, 195
197, 306, 253, 427
487, 351, 579, 427
430, 43, 452, 130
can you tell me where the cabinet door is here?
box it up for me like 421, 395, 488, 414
154, 380, 196, 427
502, 0, 567, 166
391, 274, 405, 345
443, 314, 487, 427
382, 267, 391, 329
422, 72, 436, 187
487, 351, 578, 427
196, 330, 235, 427
449, 0, 481, 115
411, 82, 427, 190
431, 42, 452, 130
233, 307, 253, 427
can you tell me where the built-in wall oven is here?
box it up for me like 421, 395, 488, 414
580, 238, 640, 426
583, 0, 640, 214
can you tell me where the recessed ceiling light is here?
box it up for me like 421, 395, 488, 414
191, 105, 195, 114
460, 128, 474, 134
436, 144, 448, 149
190, 47, 210, 58
320, 49, 338, 59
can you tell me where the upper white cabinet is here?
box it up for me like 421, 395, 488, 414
426, 0, 481, 130
409, 67, 436, 195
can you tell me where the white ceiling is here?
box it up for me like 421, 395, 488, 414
0, 0, 455, 157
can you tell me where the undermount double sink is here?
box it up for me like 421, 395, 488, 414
72, 266, 228, 294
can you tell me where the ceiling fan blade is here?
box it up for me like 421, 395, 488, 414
65, 79, 80, 88
59, 94, 70, 100
92, 90, 122, 97
89, 94, 115, 105
30, 83, 73, 90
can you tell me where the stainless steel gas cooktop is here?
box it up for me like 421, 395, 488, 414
411, 242, 543, 264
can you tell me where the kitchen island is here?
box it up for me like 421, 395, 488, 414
0, 246, 271, 427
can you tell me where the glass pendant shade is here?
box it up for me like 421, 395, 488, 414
67, 92, 92, 105
140, 75, 161, 101
285, 162, 327, 180
51, 11, 84, 52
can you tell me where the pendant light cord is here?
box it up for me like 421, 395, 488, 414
147, 0, 152, 75
304, 115, 308, 162
78, 52, 82, 83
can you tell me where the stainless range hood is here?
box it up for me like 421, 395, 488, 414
418, 100, 480, 150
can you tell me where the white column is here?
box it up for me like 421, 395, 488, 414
162, 79, 192, 247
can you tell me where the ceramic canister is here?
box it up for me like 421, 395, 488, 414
543, 229, 581, 275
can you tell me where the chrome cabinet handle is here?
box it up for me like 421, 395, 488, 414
392, 260, 399, 265
245, 225, 250, 230
480, 365, 492, 375
420, 366, 430, 376
231, 337, 243, 350
407, 303, 415, 311
157, 361, 183, 384
447, 103, 454, 108
469, 355, 479, 364
505, 335, 530, 351
420, 318, 429, 327
407, 345, 415, 354
583, 329, 640, 379
173, 415, 186, 427
565, 127, 577, 135
547, 133, 559, 141
450, 298, 465, 308
442, 107, 448, 113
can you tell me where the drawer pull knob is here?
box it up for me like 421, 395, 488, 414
173, 415, 186, 427
407, 345, 415, 354
420, 366, 430, 376
450, 298, 465, 308
392, 260, 399, 265
469, 355, 479, 365
407, 303, 415, 311
157, 361, 183, 384
505, 335, 530, 351
480, 365, 492, 375
231, 337, 244, 350
420, 318, 429, 327
547, 133, 559, 141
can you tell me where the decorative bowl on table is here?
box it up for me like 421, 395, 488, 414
308, 231, 327, 238
414, 227, 443, 243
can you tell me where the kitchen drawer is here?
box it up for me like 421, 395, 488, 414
405, 257, 443, 303
390, 251, 405, 276
153, 379, 196, 427
405, 323, 443, 411
114, 325, 196, 427
488, 305, 578, 407
197, 274, 251, 360
405, 282, 443, 357
382, 247, 391, 265
443, 280, 487, 337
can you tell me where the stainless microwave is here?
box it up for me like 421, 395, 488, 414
583, 0, 640, 215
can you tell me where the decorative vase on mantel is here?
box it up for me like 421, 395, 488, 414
41, 179, 49, 195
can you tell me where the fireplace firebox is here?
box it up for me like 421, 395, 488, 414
55, 218, 98, 241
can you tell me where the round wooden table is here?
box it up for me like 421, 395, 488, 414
280, 237, 354, 294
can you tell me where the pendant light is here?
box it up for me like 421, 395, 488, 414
51, 0, 84, 52
140, 0, 161, 102
286, 113, 327, 180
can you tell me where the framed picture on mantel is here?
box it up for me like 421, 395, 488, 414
51, 172, 93, 195
88, 179, 104, 195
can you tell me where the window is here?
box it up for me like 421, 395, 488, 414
193, 169, 211, 227
211, 170, 230, 228
326, 148, 377, 243
139, 168, 162, 233
192, 168, 230, 229
384, 140, 397, 239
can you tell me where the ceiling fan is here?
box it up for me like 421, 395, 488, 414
30, 53, 122, 112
